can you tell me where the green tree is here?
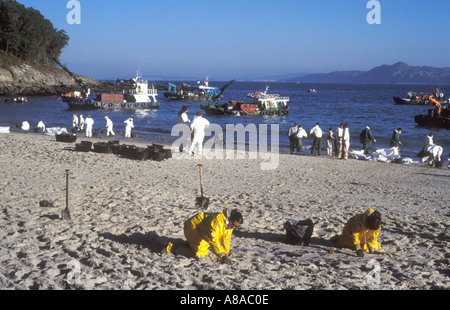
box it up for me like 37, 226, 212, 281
0, 0, 69, 64
0, 0, 22, 55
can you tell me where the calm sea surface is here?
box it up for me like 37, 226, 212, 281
1, 82, 449, 159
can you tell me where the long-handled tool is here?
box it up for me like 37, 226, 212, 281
61, 169, 72, 220
195, 164, 209, 210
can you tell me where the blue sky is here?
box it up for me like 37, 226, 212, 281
17, 0, 450, 80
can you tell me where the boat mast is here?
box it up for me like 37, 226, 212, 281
263, 84, 269, 96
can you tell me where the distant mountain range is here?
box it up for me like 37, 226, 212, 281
280, 62, 450, 85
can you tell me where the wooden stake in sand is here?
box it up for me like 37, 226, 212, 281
195, 164, 209, 210
61, 169, 71, 220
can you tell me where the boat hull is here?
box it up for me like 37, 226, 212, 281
415, 109, 450, 129
393, 95, 448, 105
393, 96, 416, 105
163, 93, 189, 101
163, 92, 212, 101
63, 96, 160, 110
200, 101, 289, 116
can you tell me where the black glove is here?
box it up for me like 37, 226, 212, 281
356, 249, 365, 257
220, 255, 232, 265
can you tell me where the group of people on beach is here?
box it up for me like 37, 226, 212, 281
166, 108, 389, 264
177, 106, 210, 156
288, 122, 366, 159
288, 121, 448, 168
166, 205, 383, 263
65, 107, 212, 157
66, 109, 447, 170
71, 114, 134, 138
288, 122, 366, 158
288, 122, 351, 158
176, 105, 449, 168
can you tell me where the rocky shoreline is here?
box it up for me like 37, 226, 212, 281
0, 63, 113, 96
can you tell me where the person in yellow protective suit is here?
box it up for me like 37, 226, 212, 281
167, 207, 243, 264
332, 209, 382, 257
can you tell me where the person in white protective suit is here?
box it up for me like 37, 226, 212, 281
336, 123, 344, 157
104, 116, 115, 136
342, 123, 350, 160
178, 106, 191, 152
85, 115, 94, 137
37, 121, 46, 133
189, 111, 210, 156
296, 124, 308, 152
72, 114, 79, 130
79, 114, 85, 130
309, 122, 323, 156
421, 133, 443, 166
422, 133, 435, 154
178, 106, 190, 125
124, 118, 134, 138
21, 121, 30, 132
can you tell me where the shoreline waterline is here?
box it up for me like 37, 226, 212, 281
1, 80, 450, 162
2, 129, 448, 168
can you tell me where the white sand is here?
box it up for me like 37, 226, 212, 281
0, 132, 448, 290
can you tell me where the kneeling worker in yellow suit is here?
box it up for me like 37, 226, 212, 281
333, 208, 382, 257
167, 207, 243, 264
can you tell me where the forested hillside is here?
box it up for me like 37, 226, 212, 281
0, 0, 112, 96
0, 0, 68, 65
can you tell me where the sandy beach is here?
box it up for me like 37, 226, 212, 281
0, 131, 448, 291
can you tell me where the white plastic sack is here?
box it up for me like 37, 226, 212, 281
371, 147, 399, 162
0, 126, 10, 133
350, 147, 410, 163
349, 149, 370, 160
45, 127, 69, 136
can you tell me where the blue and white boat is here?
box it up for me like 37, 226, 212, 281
163, 77, 230, 101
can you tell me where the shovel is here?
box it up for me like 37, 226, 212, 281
61, 169, 72, 220
195, 164, 209, 210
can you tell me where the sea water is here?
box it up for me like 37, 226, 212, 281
0, 82, 449, 159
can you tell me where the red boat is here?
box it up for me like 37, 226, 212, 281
200, 86, 290, 116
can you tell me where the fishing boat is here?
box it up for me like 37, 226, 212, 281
200, 85, 289, 116
393, 90, 448, 105
4, 97, 28, 103
61, 74, 159, 110
163, 83, 190, 101
163, 78, 231, 101
53, 58, 159, 110
307, 89, 317, 93
415, 107, 450, 129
